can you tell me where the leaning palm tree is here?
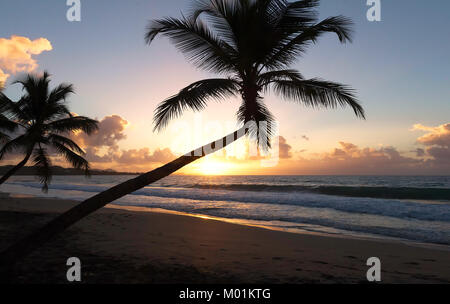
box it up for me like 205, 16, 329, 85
0, 0, 365, 272
0, 72, 99, 191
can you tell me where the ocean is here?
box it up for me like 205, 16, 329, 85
2, 175, 450, 246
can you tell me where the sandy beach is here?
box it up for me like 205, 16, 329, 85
0, 192, 449, 284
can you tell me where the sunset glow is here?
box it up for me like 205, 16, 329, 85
189, 159, 234, 176
0, 1, 449, 175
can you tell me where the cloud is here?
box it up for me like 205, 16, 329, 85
84, 147, 114, 163
413, 123, 450, 148
0, 69, 9, 84
412, 148, 426, 157
73, 115, 128, 150
291, 141, 426, 175
70, 115, 175, 170
279, 136, 292, 159
115, 148, 175, 164
239, 136, 293, 161
0, 35, 52, 82
427, 147, 450, 163
412, 122, 450, 164
291, 123, 450, 174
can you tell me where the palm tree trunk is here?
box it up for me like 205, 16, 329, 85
0, 152, 32, 185
0, 127, 247, 276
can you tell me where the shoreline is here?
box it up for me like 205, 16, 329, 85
1, 192, 450, 283
107, 204, 450, 252
4, 190, 450, 252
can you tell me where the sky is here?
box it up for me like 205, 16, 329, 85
0, 0, 449, 175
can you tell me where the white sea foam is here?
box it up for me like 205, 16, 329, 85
2, 175, 450, 245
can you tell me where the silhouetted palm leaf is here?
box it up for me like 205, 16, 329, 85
51, 142, 90, 174
154, 78, 240, 130
258, 69, 304, 87
0, 87, 20, 143
146, 16, 238, 74
272, 78, 365, 118
48, 133, 85, 155
0, 135, 28, 160
47, 116, 98, 134
263, 15, 353, 70
32, 146, 52, 192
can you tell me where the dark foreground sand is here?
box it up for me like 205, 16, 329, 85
0, 192, 449, 284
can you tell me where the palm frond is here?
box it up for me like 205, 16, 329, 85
47, 83, 75, 104
42, 103, 73, 122
0, 132, 10, 145
0, 91, 14, 113
0, 135, 28, 160
32, 146, 52, 192
3, 97, 31, 122
14, 72, 51, 104
273, 78, 365, 118
237, 98, 275, 151
47, 116, 99, 134
48, 133, 85, 155
0, 114, 19, 132
274, 0, 320, 26
263, 15, 353, 70
0, 114, 19, 144
146, 15, 237, 73
258, 69, 304, 87
190, 0, 241, 49
154, 78, 240, 131
43, 83, 75, 120
52, 142, 90, 175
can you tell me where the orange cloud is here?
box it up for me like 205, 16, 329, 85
413, 123, 450, 148
0, 69, 8, 84
115, 148, 175, 164
73, 115, 128, 150
413, 122, 450, 164
0, 35, 52, 82
69, 115, 176, 170
290, 142, 425, 175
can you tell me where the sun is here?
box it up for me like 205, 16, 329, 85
195, 159, 231, 176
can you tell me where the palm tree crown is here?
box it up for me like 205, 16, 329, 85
0, 72, 98, 191
146, 0, 365, 149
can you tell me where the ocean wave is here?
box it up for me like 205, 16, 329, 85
188, 183, 450, 201
6, 181, 450, 222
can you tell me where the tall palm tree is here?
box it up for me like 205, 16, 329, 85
0, 0, 365, 272
0, 72, 99, 191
